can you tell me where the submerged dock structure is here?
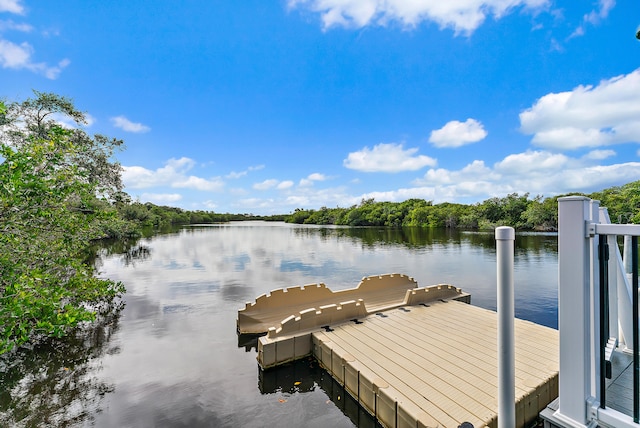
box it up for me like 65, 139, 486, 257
238, 274, 559, 428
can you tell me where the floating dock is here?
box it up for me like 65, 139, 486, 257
238, 274, 559, 428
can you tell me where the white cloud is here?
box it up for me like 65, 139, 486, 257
226, 164, 265, 179
277, 180, 294, 190
569, 26, 584, 39
140, 193, 183, 204
0, 19, 32, 32
299, 172, 329, 186
584, 149, 616, 160
344, 142, 437, 172
173, 175, 223, 191
0, 38, 29, 67
570, 0, 615, 38
520, 69, 640, 149
587, 0, 615, 24
494, 150, 569, 174
43, 58, 69, 79
253, 179, 295, 191
229, 187, 249, 196
308, 172, 327, 181
429, 118, 487, 148
549, 38, 563, 52
409, 151, 640, 201
413, 160, 501, 199
235, 184, 355, 213
0, 2, 69, 79
359, 187, 438, 203
288, 0, 548, 34
203, 200, 218, 210
0, 0, 24, 14
226, 150, 640, 214
284, 186, 353, 207
559, 163, 640, 190
253, 179, 279, 190
226, 171, 247, 179
416, 160, 497, 186
123, 157, 224, 192
0, 38, 69, 79
111, 115, 151, 133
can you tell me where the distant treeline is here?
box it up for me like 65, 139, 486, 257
284, 180, 640, 231
115, 198, 281, 227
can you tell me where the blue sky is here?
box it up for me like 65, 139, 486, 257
1, 0, 639, 215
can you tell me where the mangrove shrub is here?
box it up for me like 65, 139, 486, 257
0, 93, 126, 354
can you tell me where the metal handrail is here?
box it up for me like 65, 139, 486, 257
633, 236, 638, 423
597, 232, 639, 422
598, 234, 608, 410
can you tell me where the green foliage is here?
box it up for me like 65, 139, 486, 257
285, 182, 640, 230
0, 92, 126, 354
477, 193, 531, 229
117, 201, 254, 227
300, 206, 348, 225
288, 208, 314, 224
521, 196, 559, 231
591, 181, 640, 223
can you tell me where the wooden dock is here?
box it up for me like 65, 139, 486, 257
239, 274, 559, 428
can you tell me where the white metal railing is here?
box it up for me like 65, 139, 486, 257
550, 196, 640, 428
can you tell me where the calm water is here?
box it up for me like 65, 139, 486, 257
0, 222, 558, 427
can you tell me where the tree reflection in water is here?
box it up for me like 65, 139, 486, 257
0, 231, 156, 427
0, 302, 123, 427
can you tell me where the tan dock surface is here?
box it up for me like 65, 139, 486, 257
243, 275, 558, 428
310, 300, 558, 428
238, 274, 422, 334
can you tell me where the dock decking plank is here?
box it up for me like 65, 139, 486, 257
313, 330, 478, 427
328, 323, 494, 424
310, 300, 558, 428
393, 303, 558, 383
337, 313, 498, 418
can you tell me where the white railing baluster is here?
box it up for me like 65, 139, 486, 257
601, 208, 620, 342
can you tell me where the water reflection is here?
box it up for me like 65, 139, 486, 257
0, 222, 560, 427
290, 226, 558, 256
0, 306, 123, 427
237, 333, 263, 352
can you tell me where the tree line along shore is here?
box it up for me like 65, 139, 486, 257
284, 182, 640, 230
1, 91, 638, 354
106, 180, 640, 232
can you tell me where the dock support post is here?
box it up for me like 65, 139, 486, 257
496, 226, 515, 428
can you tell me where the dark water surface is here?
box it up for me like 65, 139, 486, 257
0, 222, 558, 427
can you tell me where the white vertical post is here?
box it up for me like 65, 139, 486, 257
496, 226, 515, 428
600, 208, 619, 341
590, 200, 601, 401
608, 235, 620, 343
622, 234, 634, 351
556, 196, 592, 425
